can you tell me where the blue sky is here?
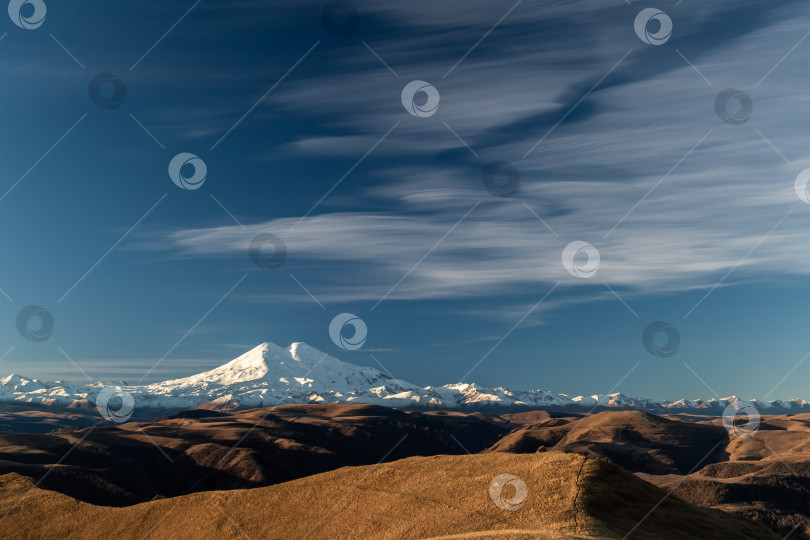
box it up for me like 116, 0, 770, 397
2, 0, 810, 401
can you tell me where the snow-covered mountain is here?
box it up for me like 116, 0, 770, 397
1, 341, 808, 413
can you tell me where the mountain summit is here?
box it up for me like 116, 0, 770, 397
0, 341, 807, 413
160, 342, 383, 387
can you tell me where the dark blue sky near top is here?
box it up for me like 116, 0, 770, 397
3, 0, 810, 401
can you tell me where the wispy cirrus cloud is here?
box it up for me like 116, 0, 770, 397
136, 0, 810, 316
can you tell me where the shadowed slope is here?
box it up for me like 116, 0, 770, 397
0, 403, 507, 505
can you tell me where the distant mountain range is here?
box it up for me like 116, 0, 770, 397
1, 342, 808, 413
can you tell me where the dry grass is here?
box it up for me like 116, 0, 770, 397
0, 451, 778, 540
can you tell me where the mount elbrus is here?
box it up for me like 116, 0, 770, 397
1, 342, 805, 414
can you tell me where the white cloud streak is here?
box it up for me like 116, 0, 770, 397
143, 0, 810, 311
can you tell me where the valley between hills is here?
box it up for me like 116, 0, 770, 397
0, 402, 808, 539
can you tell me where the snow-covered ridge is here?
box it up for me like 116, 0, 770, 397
1, 342, 808, 412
